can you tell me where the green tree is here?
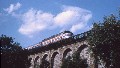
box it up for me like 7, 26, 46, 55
88, 12, 120, 68
40, 59, 50, 68
61, 51, 88, 68
0, 35, 30, 68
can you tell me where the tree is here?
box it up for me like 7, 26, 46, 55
61, 51, 88, 68
0, 35, 30, 68
40, 59, 50, 68
88, 11, 120, 68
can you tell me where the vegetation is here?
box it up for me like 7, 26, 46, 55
61, 51, 88, 68
39, 59, 50, 68
0, 35, 30, 68
88, 11, 120, 68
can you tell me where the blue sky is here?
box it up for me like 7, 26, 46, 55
0, 0, 120, 48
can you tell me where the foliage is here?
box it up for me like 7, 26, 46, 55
88, 12, 120, 68
61, 51, 88, 68
39, 59, 50, 68
0, 35, 30, 68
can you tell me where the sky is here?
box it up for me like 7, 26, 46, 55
0, 0, 120, 48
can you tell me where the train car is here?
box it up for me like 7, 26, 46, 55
61, 31, 73, 39
41, 31, 73, 46
26, 31, 73, 49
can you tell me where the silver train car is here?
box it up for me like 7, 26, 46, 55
26, 31, 73, 50
41, 31, 73, 46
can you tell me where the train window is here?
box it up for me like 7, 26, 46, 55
54, 38, 56, 42
55, 37, 58, 40
52, 38, 55, 42
56, 37, 58, 41
57, 36, 60, 40
65, 33, 72, 36
47, 41, 49, 44
58, 36, 61, 40
49, 39, 51, 43
42, 42, 45, 45
46, 41, 48, 44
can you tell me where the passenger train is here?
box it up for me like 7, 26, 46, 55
26, 31, 73, 50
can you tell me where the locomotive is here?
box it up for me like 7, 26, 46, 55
26, 31, 73, 50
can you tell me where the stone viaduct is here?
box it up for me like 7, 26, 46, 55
27, 31, 94, 68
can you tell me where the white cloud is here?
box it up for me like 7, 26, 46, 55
4, 2, 21, 14
18, 6, 92, 37
70, 23, 84, 33
18, 9, 54, 37
54, 5, 92, 32
54, 10, 75, 27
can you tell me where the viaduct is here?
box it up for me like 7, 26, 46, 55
27, 31, 95, 68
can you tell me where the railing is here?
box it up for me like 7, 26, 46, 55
71, 31, 91, 40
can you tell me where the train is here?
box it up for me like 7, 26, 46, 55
26, 31, 73, 50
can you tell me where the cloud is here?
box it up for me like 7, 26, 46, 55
54, 6, 92, 32
54, 10, 75, 27
70, 23, 84, 33
18, 8, 54, 37
18, 6, 92, 37
4, 2, 21, 14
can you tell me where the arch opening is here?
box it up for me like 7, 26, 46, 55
77, 44, 89, 64
28, 58, 32, 67
40, 54, 50, 68
51, 52, 59, 68
34, 56, 40, 68
29, 58, 32, 62
42, 54, 48, 60
77, 44, 88, 53
34, 56, 40, 62
63, 48, 72, 60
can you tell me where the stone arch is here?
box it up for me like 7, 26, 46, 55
77, 44, 89, 59
42, 54, 48, 60
77, 44, 88, 53
77, 44, 91, 66
34, 56, 40, 68
41, 54, 50, 68
34, 56, 40, 62
29, 57, 32, 62
51, 52, 59, 68
63, 48, 72, 59
28, 58, 33, 67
